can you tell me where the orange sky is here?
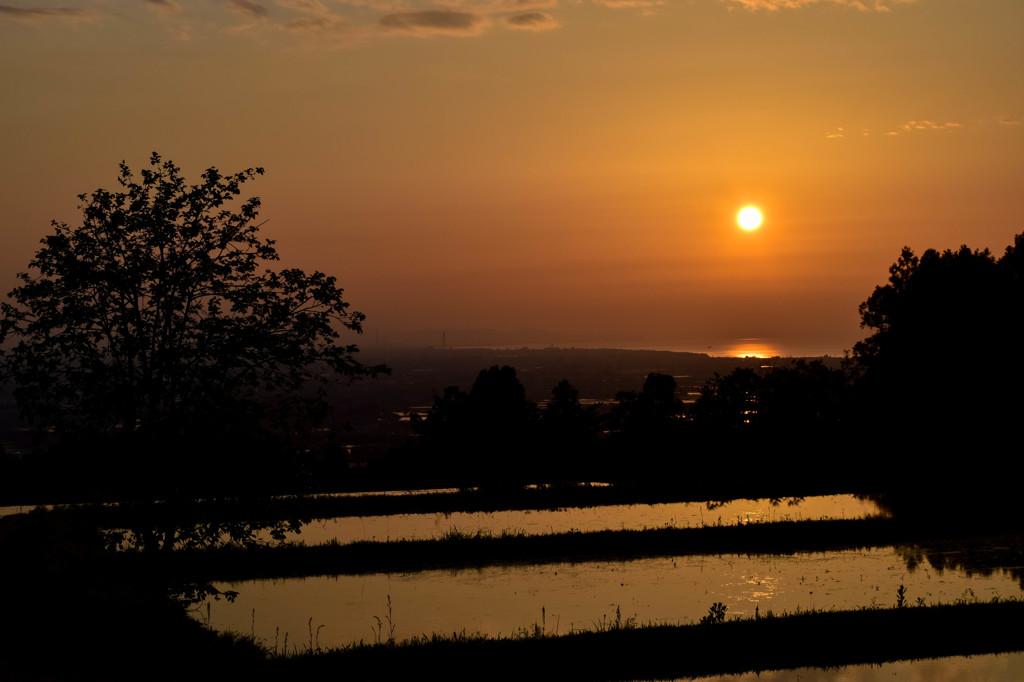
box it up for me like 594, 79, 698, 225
2, 0, 1022, 355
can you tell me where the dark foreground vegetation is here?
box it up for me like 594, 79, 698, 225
268, 601, 1024, 681
0, 510, 266, 682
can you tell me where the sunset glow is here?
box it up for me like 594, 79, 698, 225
0, 0, 1020, 356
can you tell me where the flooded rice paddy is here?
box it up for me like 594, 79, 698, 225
280, 494, 883, 545
696, 651, 1024, 681
199, 544, 1024, 650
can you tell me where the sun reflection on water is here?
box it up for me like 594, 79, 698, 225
741, 574, 779, 601
713, 338, 780, 358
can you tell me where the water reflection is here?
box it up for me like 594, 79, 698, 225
277, 495, 881, 545
199, 546, 1023, 650
692, 651, 1024, 682
300, 488, 465, 499
0, 505, 36, 518
715, 338, 779, 359
897, 536, 1024, 588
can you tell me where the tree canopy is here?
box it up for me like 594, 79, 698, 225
0, 153, 385, 499
410, 365, 539, 486
852, 235, 1024, 452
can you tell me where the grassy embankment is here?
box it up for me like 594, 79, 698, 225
261, 600, 1024, 680
148, 516, 930, 580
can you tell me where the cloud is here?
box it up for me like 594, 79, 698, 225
504, 10, 559, 29
275, 0, 338, 19
0, 5, 96, 22
141, 0, 197, 40
899, 120, 961, 131
593, 0, 663, 8
284, 15, 350, 32
883, 120, 962, 136
378, 10, 488, 35
272, 0, 353, 33
275, 0, 334, 11
145, 0, 182, 12
722, 0, 917, 10
230, 0, 269, 18
999, 117, 1021, 126
825, 127, 844, 139
501, 0, 559, 9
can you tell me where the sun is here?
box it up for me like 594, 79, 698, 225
737, 206, 762, 231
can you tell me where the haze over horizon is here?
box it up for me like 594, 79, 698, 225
2, 0, 1021, 358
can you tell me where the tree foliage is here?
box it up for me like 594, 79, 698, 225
852, 235, 1024, 452
612, 372, 684, 434
0, 153, 385, 498
411, 365, 539, 485
691, 361, 852, 433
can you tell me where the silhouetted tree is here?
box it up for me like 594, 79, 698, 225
756, 360, 853, 432
607, 373, 686, 479
689, 367, 760, 431
686, 361, 859, 487
852, 237, 1024, 457
693, 360, 852, 430
469, 365, 533, 423
412, 385, 471, 444
412, 365, 539, 485
612, 372, 684, 433
0, 154, 385, 543
540, 379, 600, 480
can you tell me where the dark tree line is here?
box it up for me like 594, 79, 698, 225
395, 233, 1024, 490
392, 359, 854, 488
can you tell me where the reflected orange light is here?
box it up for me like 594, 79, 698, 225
717, 339, 779, 358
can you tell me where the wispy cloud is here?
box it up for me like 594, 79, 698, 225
273, 0, 352, 34
0, 4, 97, 22
144, 0, 182, 12
828, 121, 970, 139
230, 0, 269, 19
276, 0, 340, 20
999, 117, 1021, 126
501, 0, 559, 9
722, 0, 917, 10
141, 0, 197, 40
594, 0, 664, 9
876, 120, 962, 136
887, 120, 962, 135
378, 10, 489, 36
505, 10, 559, 29
3, 0, 561, 43
285, 15, 348, 30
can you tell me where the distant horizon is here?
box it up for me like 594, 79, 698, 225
359, 332, 850, 359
